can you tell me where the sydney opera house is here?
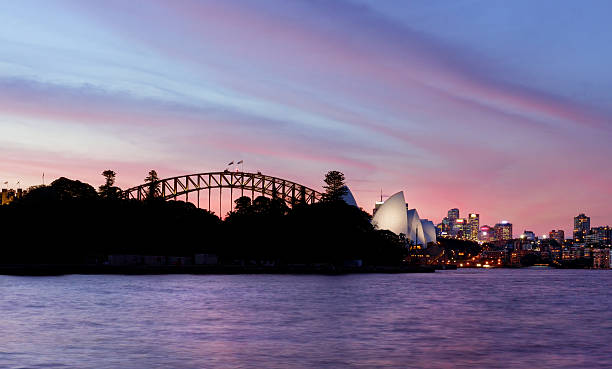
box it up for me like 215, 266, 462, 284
371, 191, 436, 248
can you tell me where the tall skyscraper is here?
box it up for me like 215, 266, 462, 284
494, 221, 513, 242
453, 218, 468, 238
573, 214, 590, 243
468, 213, 480, 241
447, 208, 459, 236
549, 229, 565, 245
441, 217, 451, 234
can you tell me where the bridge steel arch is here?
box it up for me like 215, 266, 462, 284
121, 171, 323, 209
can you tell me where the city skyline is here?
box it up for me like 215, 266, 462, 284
2, 0, 612, 235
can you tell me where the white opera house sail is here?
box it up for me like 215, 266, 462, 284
421, 219, 437, 244
371, 191, 435, 247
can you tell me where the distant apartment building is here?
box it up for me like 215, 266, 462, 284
549, 229, 565, 245
585, 232, 600, 247
541, 239, 563, 260
574, 213, 590, 243
494, 221, 513, 242
510, 249, 531, 266
437, 216, 454, 236
593, 248, 611, 269
443, 208, 459, 237
589, 226, 612, 247
563, 246, 594, 260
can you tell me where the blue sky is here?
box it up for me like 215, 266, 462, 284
1, 0, 611, 234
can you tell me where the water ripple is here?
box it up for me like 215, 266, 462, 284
1, 269, 611, 368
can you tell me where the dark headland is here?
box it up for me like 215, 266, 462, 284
1, 171, 438, 276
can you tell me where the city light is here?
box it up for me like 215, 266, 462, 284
432, 207, 610, 269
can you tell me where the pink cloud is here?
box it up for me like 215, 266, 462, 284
3, 1, 611, 235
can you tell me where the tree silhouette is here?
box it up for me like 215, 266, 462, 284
252, 196, 272, 215
103, 170, 116, 186
234, 196, 252, 215
269, 196, 290, 217
322, 170, 348, 202
99, 170, 121, 199
144, 170, 160, 200
50, 177, 98, 200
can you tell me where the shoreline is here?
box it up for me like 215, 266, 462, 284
0, 264, 436, 276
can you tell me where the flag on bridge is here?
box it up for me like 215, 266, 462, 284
228, 161, 234, 166
237, 160, 243, 164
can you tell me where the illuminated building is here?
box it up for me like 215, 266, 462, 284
573, 213, 590, 243
435, 222, 447, 237
437, 217, 452, 235
1, 189, 8, 205
549, 229, 565, 245
589, 226, 612, 247
406, 209, 427, 246
510, 249, 531, 265
468, 213, 479, 241
371, 192, 407, 236
1, 188, 24, 205
371, 191, 434, 247
447, 208, 459, 236
521, 230, 536, 241
478, 225, 494, 242
453, 218, 468, 239
421, 219, 437, 244
585, 233, 600, 246
593, 248, 611, 269
494, 221, 513, 241
540, 238, 563, 260
373, 201, 384, 215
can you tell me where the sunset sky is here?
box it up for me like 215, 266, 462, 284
1, 0, 611, 235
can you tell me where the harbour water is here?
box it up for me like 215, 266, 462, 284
1, 269, 611, 368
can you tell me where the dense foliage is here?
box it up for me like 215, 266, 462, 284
0, 171, 407, 266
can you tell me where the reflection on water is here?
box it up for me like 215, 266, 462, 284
1, 269, 612, 368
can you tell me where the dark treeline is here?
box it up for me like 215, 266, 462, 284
437, 237, 482, 260
0, 170, 407, 266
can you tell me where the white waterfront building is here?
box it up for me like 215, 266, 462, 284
371, 191, 435, 248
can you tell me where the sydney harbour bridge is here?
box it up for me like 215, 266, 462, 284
121, 171, 323, 215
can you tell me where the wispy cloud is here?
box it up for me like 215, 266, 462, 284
1, 0, 611, 234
